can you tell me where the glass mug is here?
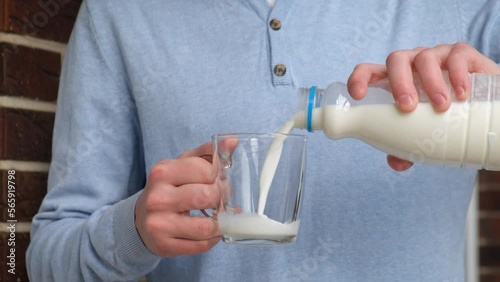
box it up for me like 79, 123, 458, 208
211, 133, 307, 245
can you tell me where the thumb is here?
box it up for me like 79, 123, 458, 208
178, 141, 213, 159
212, 136, 239, 169
387, 155, 414, 172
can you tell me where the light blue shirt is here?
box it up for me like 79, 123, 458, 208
27, 0, 500, 281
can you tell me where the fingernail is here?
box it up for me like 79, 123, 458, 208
351, 83, 366, 100
456, 86, 466, 99
397, 94, 414, 106
432, 93, 446, 106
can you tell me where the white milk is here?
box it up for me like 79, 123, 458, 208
306, 101, 500, 169
257, 119, 296, 215
218, 213, 300, 238
219, 120, 299, 239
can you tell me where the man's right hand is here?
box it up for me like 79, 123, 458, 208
134, 142, 221, 257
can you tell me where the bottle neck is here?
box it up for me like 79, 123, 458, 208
298, 86, 325, 132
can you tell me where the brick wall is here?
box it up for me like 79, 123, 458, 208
0, 0, 81, 281
479, 170, 500, 282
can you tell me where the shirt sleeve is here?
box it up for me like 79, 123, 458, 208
26, 1, 161, 281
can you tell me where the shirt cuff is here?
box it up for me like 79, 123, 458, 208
113, 190, 161, 273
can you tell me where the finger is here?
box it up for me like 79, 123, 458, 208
219, 177, 232, 207
386, 47, 428, 104
447, 42, 500, 74
155, 236, 221, 257
170, 216, 220, 240
347, 63, 388, 100
141, 182, 221, 223
387, 155, 414, 172
138, 183, 221, 223
445, 43, 474, 100
178, 142, 217, 177
212, 136, 239, 169
174, 182, 221, 211
446, 42, 500, 100
213, 137, 239, 156
149, 157, 216, 186
178, 141, 213, 159
413, 45, 453, 112
147, 182, 220, 212
179, 139, 239, 165
385, 49, 421, 112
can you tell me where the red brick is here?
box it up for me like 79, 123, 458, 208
481, 246, 500, 267
0, 232, 29, 281
0, 43, 4, 95
5, 0, 83, 43
1, 170, 47, 221
481, 218, 500, 241
0, 108, 54, 162
0, 0, 5, 31
481, 274, 500, 282
1, 44, 61, 101
480, 170, 500, 187
480, 189, 500, 212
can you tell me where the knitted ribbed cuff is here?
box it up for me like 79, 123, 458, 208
113, 191, 161, 272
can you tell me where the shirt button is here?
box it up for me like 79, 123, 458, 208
269, 18, 282, 30
274, 64, 287, 76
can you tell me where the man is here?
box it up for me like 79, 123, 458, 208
27, 0, 500, 281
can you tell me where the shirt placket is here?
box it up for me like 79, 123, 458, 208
267, 1, 294, 87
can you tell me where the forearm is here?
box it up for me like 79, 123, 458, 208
27, 191, 160, 282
